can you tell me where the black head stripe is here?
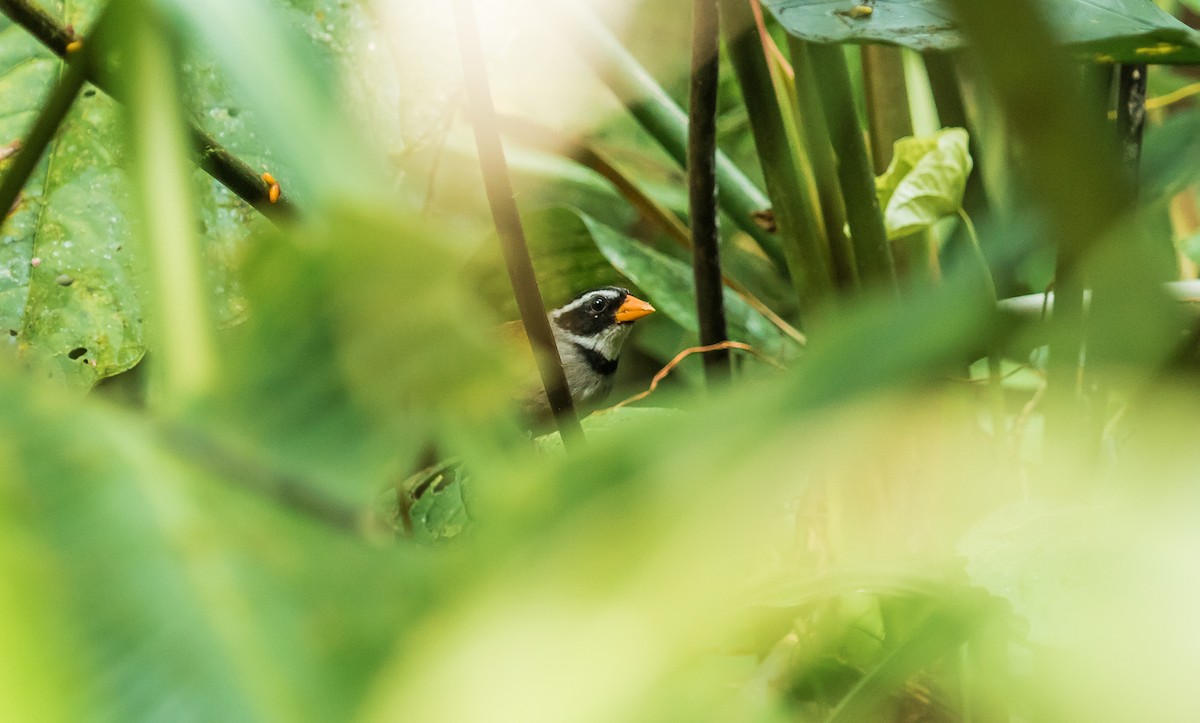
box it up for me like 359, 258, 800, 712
553, 288, 629, 338
573, 343, 619, 376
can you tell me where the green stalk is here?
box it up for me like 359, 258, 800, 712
542, 0, 788, 272
802, 41, 897, 291
790, 39, 857, 291
862, 44, 938, 284
121, 3, 215, 407
924, 51, 990, 281
719, 0, 833, 314
861, 45, 913, 174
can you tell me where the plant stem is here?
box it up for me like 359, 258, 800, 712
924, 51, 990, 281
803, 41, 897, 291
689, 0, 730, 382
721, 0, 834, 316
1115, 64, 1147, 178
0, 0, 294, 220
451, 0, 583, 445
0, 31, 89, 228
541, 0, 789, 271
861, 45, 912, 174
789, 38, 857, 291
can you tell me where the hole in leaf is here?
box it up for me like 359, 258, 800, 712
67, 347, 87, 360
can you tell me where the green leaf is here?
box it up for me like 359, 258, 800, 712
760, 0, 1200, 62
874, 128, 972, 240
0, 8, 144, 388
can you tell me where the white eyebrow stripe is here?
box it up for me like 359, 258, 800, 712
551, 289, 624, 317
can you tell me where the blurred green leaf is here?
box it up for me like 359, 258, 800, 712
875, 128, 972, 241
760, 0, 1200, 61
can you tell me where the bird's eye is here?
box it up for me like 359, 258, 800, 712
588, 296, 609, 313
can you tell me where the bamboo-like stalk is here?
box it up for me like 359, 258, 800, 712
861, 45, 912, 174
720, 0, 833, 316
802, 41, 897, 290
789, 38, 857, 291
862, 44, 940, 284
0, 0, 294, 219
451, 0, 583, 445
689, 0, 730, 381
541, 0, 789, 272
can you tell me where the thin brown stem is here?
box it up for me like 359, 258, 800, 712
451, 0, 583, 444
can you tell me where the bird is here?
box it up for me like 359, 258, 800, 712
511, 286, 655, 422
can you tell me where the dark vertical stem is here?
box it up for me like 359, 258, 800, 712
450, 0, 583, 443
1115, 64, 1147, 179
689, 0, 730, 381
538, 0, 788, 271
803, 41, 897, 291
0, 48, 88, 226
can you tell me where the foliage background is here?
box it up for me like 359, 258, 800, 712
3, 0, 1200, 721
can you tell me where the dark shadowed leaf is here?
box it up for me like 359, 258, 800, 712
760, 0, 1200, 62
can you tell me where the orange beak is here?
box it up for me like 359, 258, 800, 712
614, 294, 655, 323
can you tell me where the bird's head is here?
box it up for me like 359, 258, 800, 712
550, 286, 655, 359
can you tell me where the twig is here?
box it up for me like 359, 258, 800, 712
611, 341, 783, 410
451, 0, 583, 445
689, 0, 730, 383
159, 423, 364, 535
0, 16, 92, 230
0, 0, 295, 220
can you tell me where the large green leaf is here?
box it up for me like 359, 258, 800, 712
875, 128, 972, 240
760, 0, 1200, 62
0, 6, 144, 388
